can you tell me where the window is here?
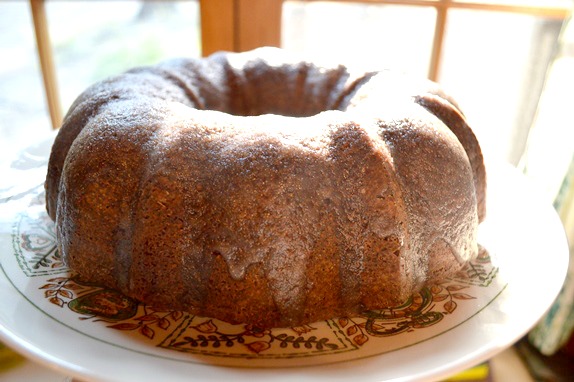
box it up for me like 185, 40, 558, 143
0, 2, 48, 166
46, 1, 201, 111
279, 0, 572, 164
0, 0, 201, 166
1, 0, 572, 168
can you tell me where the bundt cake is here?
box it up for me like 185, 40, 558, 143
45, 47, 486, 328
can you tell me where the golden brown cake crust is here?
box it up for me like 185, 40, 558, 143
45, 47, 485, 328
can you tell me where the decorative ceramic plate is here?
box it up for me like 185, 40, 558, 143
0, 138, 569, 381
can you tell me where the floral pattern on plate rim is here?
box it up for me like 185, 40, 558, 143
11, 208, 500, 360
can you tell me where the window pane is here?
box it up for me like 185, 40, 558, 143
438, 9, 563, 164
521, 17, 574, 200
282, 1, 436, 76
46, 0, 201, 113
455, 0, 572, 7
0, 2, 52, 166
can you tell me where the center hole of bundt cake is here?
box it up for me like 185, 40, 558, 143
228, 98, 335, 119
220, 64, 346, 118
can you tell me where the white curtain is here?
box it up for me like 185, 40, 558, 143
521, 13, 574, 356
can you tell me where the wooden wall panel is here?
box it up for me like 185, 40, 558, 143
200, 0, 236, 55
236, 0, 282, 52
200, 0, 282, 56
